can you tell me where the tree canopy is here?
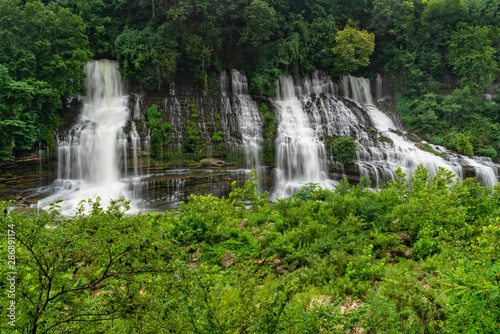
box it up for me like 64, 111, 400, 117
0, 0, 91, 160
1, 0, 500, 158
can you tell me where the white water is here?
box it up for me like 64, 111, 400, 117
272, 72, 498, 198
130, 122, 141, 177
342, 76, 499, 187
230, 70, 263, 169
31, 66, 497, 212
37, 60, 138, 215
273, 75, 336, 198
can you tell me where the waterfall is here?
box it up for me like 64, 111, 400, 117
273, 75, 335, 199
38, 60, 136, 215
130, 122, 141, 177
218, 70, 264, 171
342, 76, 499, 187
375, 73, 383, 102
272, 72, 497, 198
230, 70, 263, 169
29, 66, 497, 212
374, 73, 392, 102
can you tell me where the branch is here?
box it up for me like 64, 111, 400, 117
46, 246, 134, 302
16, 236, 49, 278
41, 307, 122, 334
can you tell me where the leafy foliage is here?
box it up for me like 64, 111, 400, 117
0, 0, 91, 160
293, 183, 320, 201
331, 136, 358, 164
449, 25, 498, 91
146, 104, 172, 158
242, 0, 278, 48
331, 26, 375, 76
2, 167, 500, 332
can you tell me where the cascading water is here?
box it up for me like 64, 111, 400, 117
26, 66, 497, 213
230, 70, 263, 169
130, 122, 141, 177
273, 75, 336, 198
37, 60, 137, 215
342, 76, 499, 186
272, 71, 497, 198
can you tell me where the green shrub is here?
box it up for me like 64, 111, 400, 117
452, 133, 474, 155
186, 120, 198, 140
439, 223, 500, 333
212, 130, 224, 143
477, 147, 497, 159
263, 113, 275, 132
259, 103, 269, 114
294, 183, 319, 201
146, 104, 161, 122
331, 136, 358, 164
429, 137, 445, 145
146, 104, 172, 157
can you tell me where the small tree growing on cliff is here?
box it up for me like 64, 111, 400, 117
331, 136, 358, 164
331, 25, 375, 76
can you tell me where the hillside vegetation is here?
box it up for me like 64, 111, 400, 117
1, 168, 499, 333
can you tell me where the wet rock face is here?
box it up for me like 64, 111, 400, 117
137, 92, 276, 163
0, 155, 57, 201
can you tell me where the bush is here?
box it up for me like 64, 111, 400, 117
146, 104, 172, 157
212, 130, 224, 143
477, 147, 497, 159
146, 104, 160, 122
452, 133, 474, 155
294, 183, 319, 201
429, 137, 444, 145
331, 137, 358, 164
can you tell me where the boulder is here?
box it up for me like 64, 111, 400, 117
25, 198, 38, 205
397, 231, 410, 244
406, 133, 422, 142
221, 252, 234, 268
275, 265, 288, 275
308, 295, 334, 309
388, 128, 403, 136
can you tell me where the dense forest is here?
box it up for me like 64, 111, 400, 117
1, 168, 500, 332
0, 0, 499, 161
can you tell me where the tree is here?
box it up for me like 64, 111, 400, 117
0, 0, 91, 160
46, 0, 131, 57
0, 199, 170, 333
420, 0, 469, 51
114, 24, 180, 88
242, 0, 278, 48
9, 1, 91, 97
0, 66, 58, 160
331, 26, 375, 76
448, 25, 499, 91
370, 0, 416, 38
